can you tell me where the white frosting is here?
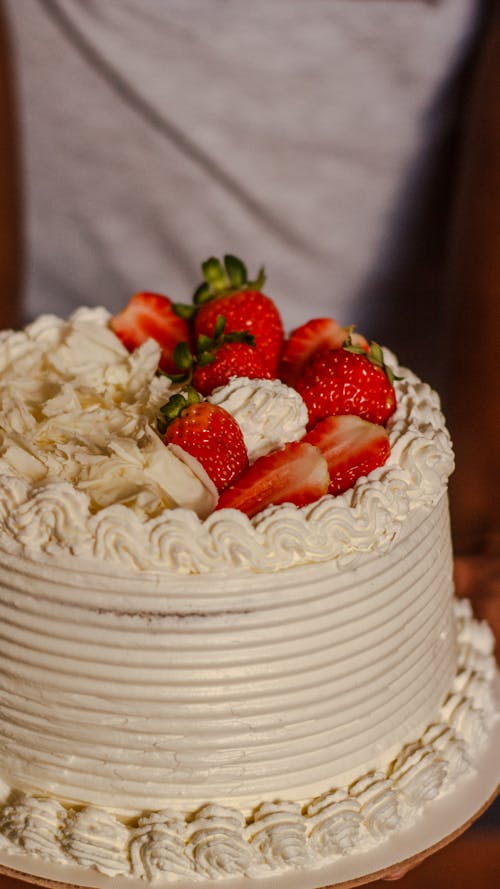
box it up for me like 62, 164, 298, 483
0, 309, 496, 884
62, 807, 130, 876
307, 790, 362, 856
0, 796, 67, 863
247, 801, 309, 872
0, 310, 454, 574
350, 773, 400, 838
0, 309, 216, 520
0, 603, 496, 881
208, 376, 308, 462
130, 811, 192, 881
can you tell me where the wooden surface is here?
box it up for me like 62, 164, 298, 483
0, 827, 498, 889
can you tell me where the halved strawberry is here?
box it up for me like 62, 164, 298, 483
216, 440, 329, 518
193, 255, 283, 374
160, 392, 248, 493
303, 415, 390, 495
110, 292, 192, 374
296, 344, 396, 428
279, 318, 369, 386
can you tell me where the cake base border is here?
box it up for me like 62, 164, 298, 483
0, 694, 498, 889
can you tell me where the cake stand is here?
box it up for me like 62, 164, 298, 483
1, 690, 498, 889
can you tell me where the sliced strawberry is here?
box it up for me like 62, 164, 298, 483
279, 318, 368, 386
216, 441, 329, 518
161, 395, 248, 493
110, 292, 192, 374
303, 415, 390, 495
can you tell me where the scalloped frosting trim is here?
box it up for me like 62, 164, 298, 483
0, 309, 454, 575
0, 601, 496, 881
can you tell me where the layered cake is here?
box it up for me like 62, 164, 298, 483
0, 257, 497, 883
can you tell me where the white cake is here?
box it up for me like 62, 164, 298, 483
0, 308, 496, 882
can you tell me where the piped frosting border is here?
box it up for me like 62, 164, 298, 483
0, 309, 454, 575
0, 601, 496, 881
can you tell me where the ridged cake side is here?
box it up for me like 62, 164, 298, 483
0, 495, 455, 814
0, 598, 496, 881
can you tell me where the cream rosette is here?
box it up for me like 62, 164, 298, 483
62, 807, 130, 877
188, 804, 256, 878
129, 810, 193, 880
0, 795, 66, 863
350, 773, 401, 838
306, 789, 363, 856
246, 801, 309, 872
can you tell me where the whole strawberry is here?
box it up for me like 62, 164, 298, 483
278, 317, 369, 387
193, 340, 271, 395
160, 390, 248, 493
193, 255, 283, 374
171, 315, 272, 395
110, 291, 192, 374
296, 343, 397, 428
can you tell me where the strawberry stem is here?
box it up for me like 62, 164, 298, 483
193, 254, 266, 304
343, 333, 400, 385
172, 302, 197, 321
157, 386, 201, 434
224, 254, 247, 288
168, 314, 256, 384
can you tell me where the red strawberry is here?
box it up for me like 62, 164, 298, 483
161, 394, 248, 493
193, 255, 283, 374
296, 344, 396, 428
216, 441, 329, 518
279, 318, 369, 386
110, 292, 192, 374
303, 415, 390, 495
193, 341, 271, 395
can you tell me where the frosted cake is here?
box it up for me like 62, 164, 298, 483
0, 257, 497, 883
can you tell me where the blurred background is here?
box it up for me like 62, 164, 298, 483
0, 2, 498, 887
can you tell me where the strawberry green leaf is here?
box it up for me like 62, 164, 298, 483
198, 352, 216, 367
173, 342, 193, 371
184, 384, 202, 405
247, 265, 266, 291
225, 331, 255, 346
213, 314, 227, 339
224, 254, 247, 288
197, 333, 214, 353
193, 282, 212, 305
172, 302, 197, 320
157, 387, 201, 433
202, 257, 227, 293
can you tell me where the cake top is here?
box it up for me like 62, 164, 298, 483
0, 257, 454, 575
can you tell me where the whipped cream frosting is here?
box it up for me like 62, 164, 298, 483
0, 602, 496, 881
0, 309, 216, 521
0, 308, 496, 886
208, 376, 308, 462
0, 308, 454, 574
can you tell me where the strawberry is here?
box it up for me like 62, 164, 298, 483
170, 315, 272, 395
216, 441, 329, 518
303, 415, 390, 495
296, 343, 397, 428
110, 292, 192, 374
279, 318, 369, 386
160, 390, 248, 493
193, 255, 283, 374
193, 341, 271, 395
